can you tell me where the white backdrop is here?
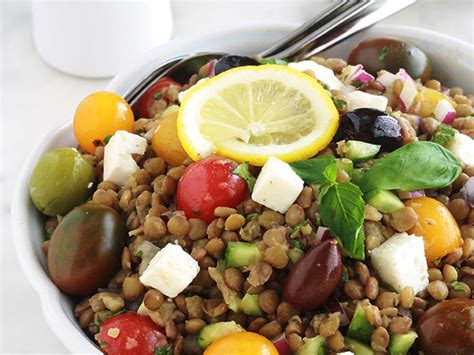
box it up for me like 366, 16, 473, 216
1, 0, 473, 353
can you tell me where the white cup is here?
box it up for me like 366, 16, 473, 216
32, 0, 173, 78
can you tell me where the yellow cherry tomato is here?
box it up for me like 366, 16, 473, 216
416, 87, 456, 117
151, 110, 189, 166
73, 91, 134, 153
405, 197, 463, 266
204, 332, 278, 355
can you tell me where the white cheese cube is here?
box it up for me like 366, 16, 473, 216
371, 233, 429, 294
346, 91, 388, 111
445, 133, 474, 167
289, 61, 344, 91
251, 156, 304, 213
139, 243, 200, 298
103, 130, 147, 186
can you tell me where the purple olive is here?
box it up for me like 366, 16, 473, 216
348, 37, 431, 82
214, 55, 261, 75
283, 240, 342, 311
336, 108, 403, 151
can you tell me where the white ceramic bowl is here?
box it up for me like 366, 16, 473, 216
11, 24, 474, 354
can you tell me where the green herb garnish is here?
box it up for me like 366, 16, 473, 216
341, 271, 349, 282
290, 239, 305, 250
450, 281, 465, 291
321, 82, 330, 90
432, 124, 455, 146
380, 282, 397, 293
332, 97, 346, 111
379, 45, 388, 61
153, 92, 163, 100
352, 80, 363, 88
358, 141, 461, 193
259, 58, 288, 65
245, 213, 258, 221
290, 156, 337, 185
432, 257, 441, 266
135, 129, 145, 135
154, 346, 172, 355
88, 322, 100, 333
290, 219, 308, 238
192, 209, 201, 216
99, 341, 109, 348
232, 161, 256, 192
103, 135, 112, 144
135, 249, 144, 259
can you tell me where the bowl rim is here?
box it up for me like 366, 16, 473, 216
11, 23, 474, 353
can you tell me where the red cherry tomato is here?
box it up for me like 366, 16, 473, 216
177, 156, 249, 223
96, 312, 168, 355
135, 77, 182, 118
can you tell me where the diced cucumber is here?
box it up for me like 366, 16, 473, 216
336, 158, 354, 175
352, 168, 369, 185
343, 140, 381, 163
224, 241, 262, 267
389, 331, 418, 355
228, 297, 242, 313
241, 293, 263, 316
347, 305, 374, 344
197, 321, 244, 349
296, 335, 326, 355
365, 189, 404, 213
345, 337, 375, 355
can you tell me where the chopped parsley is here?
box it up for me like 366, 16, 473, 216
432, 124, 455, 146
450, 281, 465, 292
290, 239, 304, 250
88, 322, 100, 333
99, 341, 109, 348
135, 249, 144, 259
332, 97, 346, 111
135, 129, 145, 135
290, 219, 308, 238
378, 45, 388, 61
321, 82, 330, 90
192, 209, 201, 216
259, 58, 288, 65
352, 80, 363, 88
245, 213, 258, 221
432, 257, 441, 266
103, 135, 112, 144
231, 161, 256, 192
154, 346, 172, 355
341, 271, 349, 282
153, 92, 163, 100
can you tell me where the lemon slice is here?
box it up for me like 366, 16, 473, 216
177, 64, 339, 166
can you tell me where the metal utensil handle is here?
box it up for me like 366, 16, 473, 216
259, 0, 354, 58
272, 0, 416, 61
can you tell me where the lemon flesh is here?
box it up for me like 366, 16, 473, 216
177, 65, 339, 166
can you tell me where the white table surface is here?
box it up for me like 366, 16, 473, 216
1, 0, 473, 353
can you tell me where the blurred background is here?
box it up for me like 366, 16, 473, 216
1, 0, 473, 353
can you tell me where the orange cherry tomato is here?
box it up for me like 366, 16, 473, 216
151, 111, 189, 166
405, 197, 463, 266
73, 91, 134, 154
204, 332, 278, 355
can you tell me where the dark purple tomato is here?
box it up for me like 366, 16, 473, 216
283, 240, 342, 311
417, 299, 474, 355
348, 37, 432, 82
336, 108, 403, 151
214, 55, 261, 75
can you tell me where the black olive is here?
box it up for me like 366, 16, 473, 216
336, 108, 403, 151
214, 55, 261, 75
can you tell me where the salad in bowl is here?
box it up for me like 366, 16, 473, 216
26, 36, 473, 355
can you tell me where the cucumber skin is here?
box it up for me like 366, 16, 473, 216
224, 241, 262, 267
197, 321, 244, 349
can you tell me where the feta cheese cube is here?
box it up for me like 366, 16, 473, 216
251, 156, 304, 213
288, 61, 344, 91
445, 133, 474, 167
103, 130, 147, 186
346, 91, 388, 111
139, 243, 200, 298
371, 233, 429, 294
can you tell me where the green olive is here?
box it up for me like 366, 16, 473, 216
29, 147, 96, 216
348, 37, 432, 82
48, 203, 127, 296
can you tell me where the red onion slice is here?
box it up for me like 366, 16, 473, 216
461, 177, 474, 208
272, 334, 291, 355
315, 226, 330, 244
326, 297, 350, 326
207, 59, 217, 77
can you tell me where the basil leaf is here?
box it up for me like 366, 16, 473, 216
232, 162, 256, 192
154, 347, 172, 355
319, 182, 365, 259
290, 156, 337, 184
432, 124, 455, 146
359, 141, 461, 193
